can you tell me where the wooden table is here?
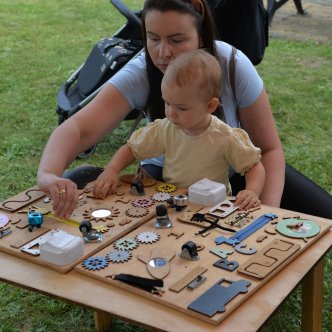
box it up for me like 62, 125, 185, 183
1, 228, 331, 332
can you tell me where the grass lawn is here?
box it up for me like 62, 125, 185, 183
0, 0, 331, 331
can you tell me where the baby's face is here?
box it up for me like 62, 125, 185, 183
161, 81, 212, 136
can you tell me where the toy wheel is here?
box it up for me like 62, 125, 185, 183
79, 220, 92, 234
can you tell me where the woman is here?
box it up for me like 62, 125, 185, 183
37, 0, 331, 219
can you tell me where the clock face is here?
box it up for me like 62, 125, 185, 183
276, 218, 320, 238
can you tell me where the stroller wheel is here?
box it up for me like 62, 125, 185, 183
63, 165, 104, 189
58, 114, 66, 126
57, 108, 68, 126
77, 145, 97, 159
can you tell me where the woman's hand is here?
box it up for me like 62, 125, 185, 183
93, 168, 119, 199
37, 173, 80, 218
235, 189, 261, 210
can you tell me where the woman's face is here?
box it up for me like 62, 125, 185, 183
145, 10, 201, 73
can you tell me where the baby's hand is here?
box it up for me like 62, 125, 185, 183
235, 190, 261, 210
93, 168, 119, 199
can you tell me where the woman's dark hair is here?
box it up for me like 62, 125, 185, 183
141, 0, 218, 120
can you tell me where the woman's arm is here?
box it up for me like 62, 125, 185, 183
37, 84, 132, 218
238, 88, 285, 207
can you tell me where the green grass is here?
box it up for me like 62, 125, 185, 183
258, 41, 332, 189
0, 0, 331, 331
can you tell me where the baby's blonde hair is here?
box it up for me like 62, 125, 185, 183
162, 49, 222, 101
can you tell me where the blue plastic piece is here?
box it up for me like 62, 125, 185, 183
188, 278, 251, 316
28, 211, 43, 232
215, 213, 278, 245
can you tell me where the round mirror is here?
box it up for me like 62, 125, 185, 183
0, 214, 9, 228
91, 209, 112, 218
148, 258, 168, 268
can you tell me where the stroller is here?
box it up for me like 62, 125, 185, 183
56, 0, 144, 158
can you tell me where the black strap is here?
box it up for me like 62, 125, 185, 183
229, 46, 237, 103
111, 274, 164, 294
191, 213, 236, 234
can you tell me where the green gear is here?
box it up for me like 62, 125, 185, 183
156, 183, 177, 193
114, 237, 139, 251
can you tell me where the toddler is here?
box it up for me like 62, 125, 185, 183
93, 49, 265, 210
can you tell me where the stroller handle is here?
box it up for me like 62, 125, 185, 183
110, 0, 141, 30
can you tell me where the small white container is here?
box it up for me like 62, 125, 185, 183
40, 230, 84, 266
188, 178, 226, 206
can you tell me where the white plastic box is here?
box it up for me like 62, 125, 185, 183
40, 230, 84, 266
188, 178, 226, 206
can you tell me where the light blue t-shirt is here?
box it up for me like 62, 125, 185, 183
108, 40, 263, 167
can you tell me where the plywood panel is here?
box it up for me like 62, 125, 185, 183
74, 204, 331, 325
0, 179, 185, 273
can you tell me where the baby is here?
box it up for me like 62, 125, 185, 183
93, 49, 265, 210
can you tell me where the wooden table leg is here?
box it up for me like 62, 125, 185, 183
301, 259, 324, 332
94, 311, 113, 332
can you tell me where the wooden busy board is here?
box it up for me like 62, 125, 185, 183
74, 202, 331, 325
0, 177, 185, 273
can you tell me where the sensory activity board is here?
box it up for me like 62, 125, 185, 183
0, 176, 184, 273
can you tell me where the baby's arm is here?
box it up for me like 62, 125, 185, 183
93, 144, 135, 198
235, 161, 265, 210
